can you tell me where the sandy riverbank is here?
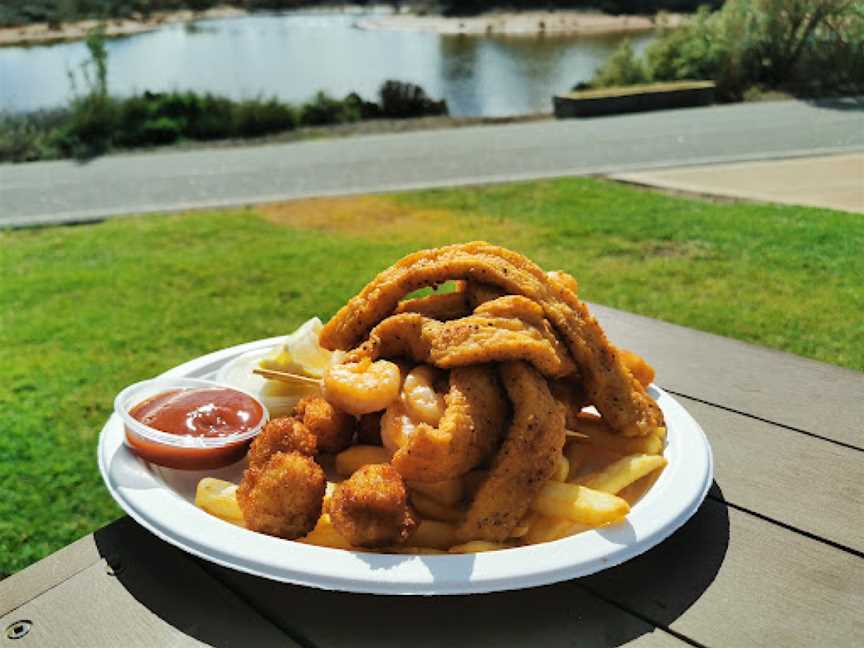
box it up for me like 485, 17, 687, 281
357, 10, 685, 36
0, 6, 247, 47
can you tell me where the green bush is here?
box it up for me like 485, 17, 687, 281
299, 91, 361, 126
0, 110, 67, 162
591, 41, 652, 88
234, 98, 297, 137
378, 80, 448, 118
591, 0, 864, 102
54, 94, 120, 159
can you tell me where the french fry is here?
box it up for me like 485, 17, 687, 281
195, 478, 245, 527
407, 477, 464, 506
619, 348, 655, 388
618, 466, 665, 505
297, 513, 355, 550
571, 413, 666, 455
449, 541, 510, 554
510, 511, 538, 539
531, 481, 630, 526
334, 445, 391, 477
551, 453, 570, 482
523, 514, 593, 545
563, 441, 586, 480
577, 454, 668, 495
408, 519, 459, 550
386, 546, 448, 555
410, 491, 464, 523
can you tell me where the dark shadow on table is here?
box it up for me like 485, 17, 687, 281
94, 484, 730, 647
205, 484, 729, 647
93, 519, 288, 647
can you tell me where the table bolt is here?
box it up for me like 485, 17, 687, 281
5, 620, 31, 640
104, 553, 124, 576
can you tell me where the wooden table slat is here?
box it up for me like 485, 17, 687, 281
593, 304, 864, 447
0, 518, 294, 648
681, 396, 864, 552
0, 533, 101, 618
583, 498, 864, 646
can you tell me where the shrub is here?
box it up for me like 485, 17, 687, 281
300, 91, 360, 126
0, 110, 67, 162
378, 80, 448, 118
186, 94, 236, 140
591, 0, 864, 101
591, 41, 652, 88
54, 94, 120, 159
234, 97, 297, 137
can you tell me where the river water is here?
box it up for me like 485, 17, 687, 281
0, 11, 654, 117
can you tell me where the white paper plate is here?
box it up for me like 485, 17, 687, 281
98, 337, 713, 595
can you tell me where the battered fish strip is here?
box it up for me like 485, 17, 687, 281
347, 297, 576, 379
320, 242, 663, 437
390, 365, 508, 482
458, 362, 566, 542
394, 282, 471, 321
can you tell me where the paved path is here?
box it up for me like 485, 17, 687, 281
613, 153, 864, 213
2, 98, 862, 227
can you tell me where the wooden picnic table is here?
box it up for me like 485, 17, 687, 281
2, 304, 862, 647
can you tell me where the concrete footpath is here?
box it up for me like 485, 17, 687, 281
611, 153, 863, 213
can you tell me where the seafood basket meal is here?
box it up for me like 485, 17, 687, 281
117, 242, 669, 554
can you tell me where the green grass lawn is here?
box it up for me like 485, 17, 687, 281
1, 177, 861, 576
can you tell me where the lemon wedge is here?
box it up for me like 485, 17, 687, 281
259, 317, 334, 380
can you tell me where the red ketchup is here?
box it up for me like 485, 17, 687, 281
126, 387, 265, 470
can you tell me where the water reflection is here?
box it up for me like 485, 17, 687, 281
0, 12, 654, 117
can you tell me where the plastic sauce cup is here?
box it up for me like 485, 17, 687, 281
114, 377, 268, 470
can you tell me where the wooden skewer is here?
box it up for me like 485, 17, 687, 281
564, 429, 590, 439
253, 368, 322, 386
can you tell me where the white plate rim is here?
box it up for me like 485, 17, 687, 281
98, 337, 714, 595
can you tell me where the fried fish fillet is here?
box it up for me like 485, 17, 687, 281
457, 362, 566, 542
390, 365, 508, 482
320, 242, 662, 437
394, 282, 471, 320
346, 296, 576, 379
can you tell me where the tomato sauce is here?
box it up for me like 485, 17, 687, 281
125, 387, 265, 470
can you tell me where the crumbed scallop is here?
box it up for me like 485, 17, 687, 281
328, 464, 418, 548
247, 416, 317, 468
294, 395, 355, 454
237, 451, 326, 540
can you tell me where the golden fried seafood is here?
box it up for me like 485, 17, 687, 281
619, 349, 655, 389
400, 364, 446, 426
388, 365, 508, 482
346, 297, 576, 379
548, 375, 590, 430
465, 281, 505, 308
293, 395, 355, 454
319, 242, 663, 437
458, 362, 566, 542
395, 282, 471, 320
546, 270, 579, 295
237, 451, 326, 539
327, 463, 418, 548
322, 357, 401, 415
247, 416, 317, 469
